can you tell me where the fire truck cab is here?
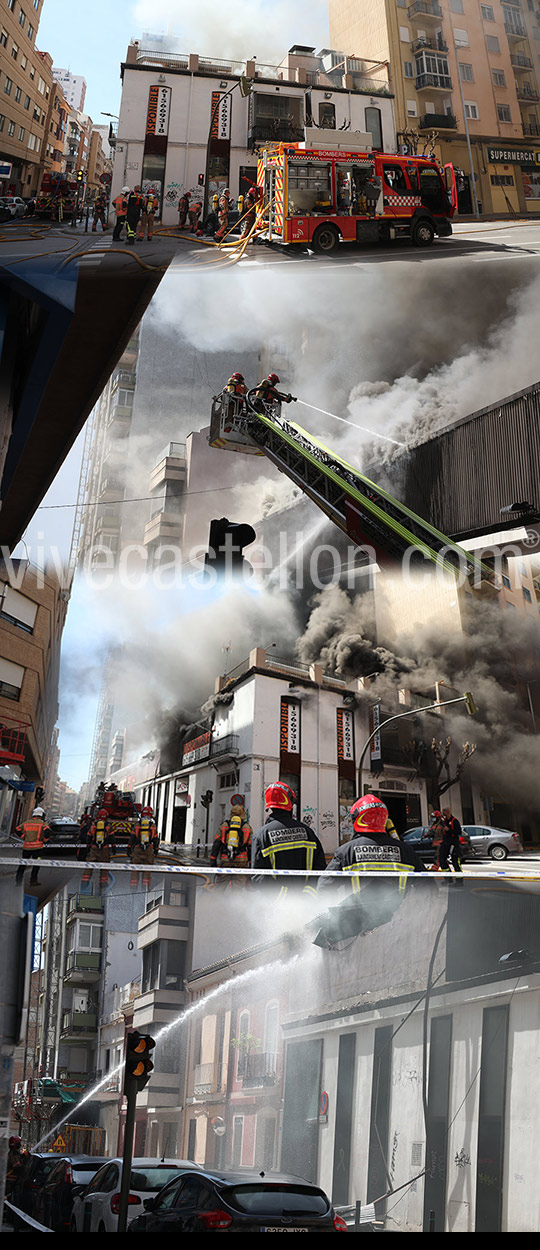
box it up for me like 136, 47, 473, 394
256, 141, 457, 252
36, 172, 77, 220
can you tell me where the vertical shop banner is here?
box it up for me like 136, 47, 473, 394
337, 709, 354, 762
280, 698, 301, 775
211, 91, 232, 142
370, 704, 382, 769
146, 85, 172, 138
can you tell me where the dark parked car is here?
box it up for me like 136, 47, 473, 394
402, 826, 472, 864
10, 1152, 66, 1218
127, 1169, 348, 1233
34, 1154, 105, 1231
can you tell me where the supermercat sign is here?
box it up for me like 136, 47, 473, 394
487, 146, 540, 166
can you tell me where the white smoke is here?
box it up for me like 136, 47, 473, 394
132, 0, 329, 64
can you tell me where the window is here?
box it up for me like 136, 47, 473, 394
21, 54, 26, 68
70, 922, 103, 953
486, 35, 501, 53
459, 62, 474, 81
453, 28, 469, 46
8, 0, 15, 9
0, 31, 7, 47
407, 99, 418, 115
28, 22, 34, 38
0, 657, 24, 700
18, 125, 24, 140
492, 69, 506, 86
29, 64, 34, 79
11, 42, 18, 59
365, 106, 383, 149
497, 104, 512, 121
27, 131, 36, 148
0, 115, 4, 132
502, 575, 512, 588
481, 3, 495, 17
523, 586, 532, 602
318, 101, 335, 128
19, 9, 26, 26
14, 85, 21, 102
464, 101, 479, 118
404, 60, 414, 77
400, 26, 410, 41
24, 94, 29, 109
7, 120, 15, 137
37, 76, 45, 94
383, 162, 408, 192
0, 584, 37, 639
4, 78, 13, 96
449, 0, 464, 9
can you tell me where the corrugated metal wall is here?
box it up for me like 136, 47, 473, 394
370, 382, 540, 540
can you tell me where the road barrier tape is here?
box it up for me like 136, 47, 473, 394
0, 856, 523, 877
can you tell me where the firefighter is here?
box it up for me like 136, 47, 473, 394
318, 794, 425, 890
188, 200, 203, 236
138, 187, 160, 241
254, 373, 296, 408
210, 801, 252, 867
178, 191, 191, 229
15, 806, 51, 886
129, 805, 159, 888
77, 812, 92, 861
92, 192, 108, 232
241, 188, 257, 239
6, 1136, 28, 1198
125, 185, 144, 244
81, 808, 116, 887
223, 372, 247, 397
112, 186, 130, 240
251, 782, 326, 894
215, 188, 232, 241
438, 807, 464, 873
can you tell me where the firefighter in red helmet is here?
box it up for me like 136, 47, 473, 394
210, 799, 252, 867
319, 794, 424, 890
224, 371, 247, 397
130, 806, 159, 865
251, 782, 326, 892
254, 373, 297, 409
215, 187, 232, 241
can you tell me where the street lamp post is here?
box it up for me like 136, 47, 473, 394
357, 692, 477, 796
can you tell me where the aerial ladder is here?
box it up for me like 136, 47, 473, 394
208, 389, 499, 590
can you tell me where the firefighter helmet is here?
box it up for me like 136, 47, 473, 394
142, 806, 154, 817
267, 373, 280, 384
32, 807, 45, 818
350, 794, 388, 835
230, 372, 244, 382
265, 781, 296, 812
97, 808, 108, 819
9, 1136, 21, 1148
431, 809, 443, 821
121, 186, 130, 194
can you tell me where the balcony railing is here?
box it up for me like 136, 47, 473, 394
408, 1, 443, 18
516, 86, 540, 101
412, 36, 448, 53
419, 112, 457, 129
210, 734, 239, 759
415, 73, 452, 91
194, 1062, 213, 1095
248, 121, 304, 150
0, 718, 28, 765
64, 951, 101, 978
68, 894, 104, 917
523, 122, 540, 134
61, 1010, 97, 1036
504, 19, 527, 37
242, 1051, 280, 1088
511, 53, 533, 68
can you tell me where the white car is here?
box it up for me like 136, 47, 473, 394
70, 1157, 199, 1232
0, 196, 27, 218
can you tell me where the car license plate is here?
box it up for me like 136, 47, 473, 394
261, 1228, 309, 1232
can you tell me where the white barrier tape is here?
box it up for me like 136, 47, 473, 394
3, 1199, 53, 1231
0, 856, 516, 878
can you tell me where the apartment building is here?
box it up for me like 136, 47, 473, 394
328, 0, 540, 213
0, 0, 53, 195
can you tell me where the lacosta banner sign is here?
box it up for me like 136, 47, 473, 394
182, 730, 211, 766
146, 84, 172, 137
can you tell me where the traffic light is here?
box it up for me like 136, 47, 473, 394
204, 517, 256, 579
198, 172, 204, 185
200, 790, 213, 809
463, 691, 478, 716
76, 169, 84, 182
124, 1031, 155, 1093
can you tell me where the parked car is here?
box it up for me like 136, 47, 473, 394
127, 1168, 348, 1233
70, 1158, 199, 1233
10, 1152, 66, 1218
0, 195, 27, 218
402, 826, 472, 864
462, 825, 523, 861
34, 1154, 105, 1231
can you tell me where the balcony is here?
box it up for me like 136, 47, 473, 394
107, 405, 132, 432
419, 112, 457, 129
149, 443, 186, 493
511, 53, 533, 69
68, 894, 104, 919
210, 734, 239, 761
415, 73, 452, 91
194, 1062, 213, 1095
241, 1051, 280, 1089
99, 477, 124, 502
95, 510, 120, 533
58, 1069, 96, 1093
504, 20, 527, 38
112, 369, 135, 389
412, 36, 448, 53
63, 951, 101, 984
61, 1010, 97, 1041
0, 718, 28, 765
407, 1, 442, 18
523, 122, 540, 134
516, 86, 540, 101
143, 510, 183, 548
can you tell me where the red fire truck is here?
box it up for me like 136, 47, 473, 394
256, 142, 457, 252
36, 172, 78, 220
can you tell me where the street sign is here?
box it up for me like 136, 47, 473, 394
100, 172, 112, 184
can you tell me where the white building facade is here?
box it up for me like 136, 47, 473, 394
111, 41, 397, 225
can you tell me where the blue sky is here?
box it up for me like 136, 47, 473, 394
37, 0, 330, 124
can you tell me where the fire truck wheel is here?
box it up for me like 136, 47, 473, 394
412, 219, 435, 247
312, 224, 340, 254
